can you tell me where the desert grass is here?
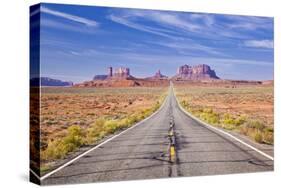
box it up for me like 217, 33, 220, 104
175, 85, 273, 145
39, 87, 167, 166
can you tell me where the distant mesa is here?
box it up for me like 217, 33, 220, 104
30, 77, 73, 87
78, 64, 221, 88
93, 65, 219, 82
76, 67, 170, 87
111, 67, 135, 79
93, 66, 135, 80
31, 65, 269, 88
173, 64, 219, 80
93, 75, 107, 80
146, 70, 168, 80
74, 64, 269, 88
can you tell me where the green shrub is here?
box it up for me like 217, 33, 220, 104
235, 115, 247, 125
247, 120, 265, 130
41, 125, 85, 160
254, 131, 263, 143
153, 101, 160, 111
136, 113, 146, 121
84, 118, 107, 144
207, 114, 220, 124
59, 125, 84, 152
118, 118, 130, 128
104, 120, 118, 133
203, 108, 213, 114
262, 131, 274, 144
264, 127, 274, 133
199, 108, 219, 124
222, 124, 236, 130
127, 115, 138, 125
41, 139, 63, 160
181, 100, 189, 108
63, 125, 83, 148
141, 109, 152, 118
85, 127, 100, 144
222, 114, 246, 127
222, 113, 236, 125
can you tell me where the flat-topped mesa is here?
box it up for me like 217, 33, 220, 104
112, 67, 131, 79
93, 66, 133, 80
176, 64, 219, 80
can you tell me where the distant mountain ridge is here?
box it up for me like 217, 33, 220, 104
30, 77, 73, 87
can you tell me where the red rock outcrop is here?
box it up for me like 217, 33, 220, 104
93, 67, 134, 80
112, 67, 134, 79
174, 64, 219, 80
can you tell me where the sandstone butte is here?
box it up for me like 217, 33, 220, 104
72, 64, 272, 87
75, 64, 222, 87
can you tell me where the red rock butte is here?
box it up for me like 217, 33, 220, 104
93, 67, 134, 80
174, 64, 219, 80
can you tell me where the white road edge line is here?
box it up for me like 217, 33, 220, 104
40, 90, 170, 181
174, 90, 274, 161
30, 168, 41, 180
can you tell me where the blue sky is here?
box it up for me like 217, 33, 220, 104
32, 3, 273, 83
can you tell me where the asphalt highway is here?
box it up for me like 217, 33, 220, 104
42, 85, 273, 185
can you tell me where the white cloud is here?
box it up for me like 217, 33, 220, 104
149, 12, 202, 32
109, 10, 203, 35
108, 14, 182, 40
226, 16, 273, 31
148, 40, 227, 57
41, 19, 98, 34
107, 10, 261, 41
244, 40, 274, 49
41, 6, 99, 27
189, 13, 215, 26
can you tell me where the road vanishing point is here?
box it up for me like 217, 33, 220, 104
41, 84, 273, 185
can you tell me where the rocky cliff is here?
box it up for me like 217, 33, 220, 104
174, 64, 219, 80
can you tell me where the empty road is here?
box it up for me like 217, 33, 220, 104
41, 85, 273, 185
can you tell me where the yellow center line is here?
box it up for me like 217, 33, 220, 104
170, 146, 176, 162
169, 130, 174, 137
